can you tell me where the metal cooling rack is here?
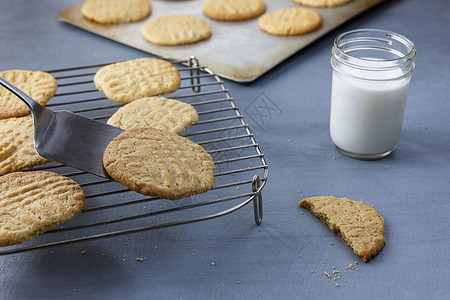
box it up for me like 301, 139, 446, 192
0, 57, 268, 255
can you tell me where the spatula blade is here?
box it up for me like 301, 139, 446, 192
35, 111, 124, 178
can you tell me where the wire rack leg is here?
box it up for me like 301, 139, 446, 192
252, 175, 263, 225
189, 56, 201, 93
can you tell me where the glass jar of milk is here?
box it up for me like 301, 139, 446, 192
330, 29, 416, 160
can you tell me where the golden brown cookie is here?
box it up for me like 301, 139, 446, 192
258, 7, 322, 36
141, 15, 212, 46
0, 117, 51, 175
0, 171, 85, 247
0, 70, 57, 119
293, 0, 352, 8
94, 58, 181, 103
107, 97, 198, 134
81, 0, 152, 24
299, 196, 385, 262
203, 0, 266, 21
103, 128, 215, 200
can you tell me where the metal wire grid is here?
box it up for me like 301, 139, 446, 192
0, 58, 268, 255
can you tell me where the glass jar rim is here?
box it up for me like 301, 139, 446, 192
333, 29, 416, 70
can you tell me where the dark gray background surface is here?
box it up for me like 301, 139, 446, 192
1, 0, 449, 299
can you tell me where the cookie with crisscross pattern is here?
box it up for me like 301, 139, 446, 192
94, 58, 180, 103
0, 70, 57, 119
293, 0, 352, 8
203, 0, 266, 21
107, 97, 198, 134
141, 15, 212, 46
0, 117, 51, 175
0, 171, 85, 247
81, 0, 152, 24
258, 7, 322, 36
103, 128, 215, 200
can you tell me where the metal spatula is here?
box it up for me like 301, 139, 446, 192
0, 76, 124, 178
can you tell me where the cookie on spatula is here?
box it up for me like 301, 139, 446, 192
103, 127, 215, 200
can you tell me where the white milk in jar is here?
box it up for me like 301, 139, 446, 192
330, 29, 416, 160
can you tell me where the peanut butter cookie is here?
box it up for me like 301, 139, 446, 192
0, 171, 85, 247
94, 58, 180, 103
258, 7, 322, 36
107, 97, 198, 134
0, 70, 57, 119
299, 196, 385, 262
103, 128, 215, 200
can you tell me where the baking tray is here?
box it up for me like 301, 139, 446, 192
58, 0, 387, 82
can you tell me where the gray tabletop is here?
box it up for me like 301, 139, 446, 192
1, 0, 449, 299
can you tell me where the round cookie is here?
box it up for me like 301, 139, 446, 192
293, 0, 353, 8
203, 0, 266, 21
0, 171, 85, 247
0, 70, 57, 119
107, 97, 198, 134
0, 117, 52, 175
142, 15, 212, 46
258, 7, 322, 36
81, 0, 152, 24
94, 58, 181, 103
103, 128, 215, 200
